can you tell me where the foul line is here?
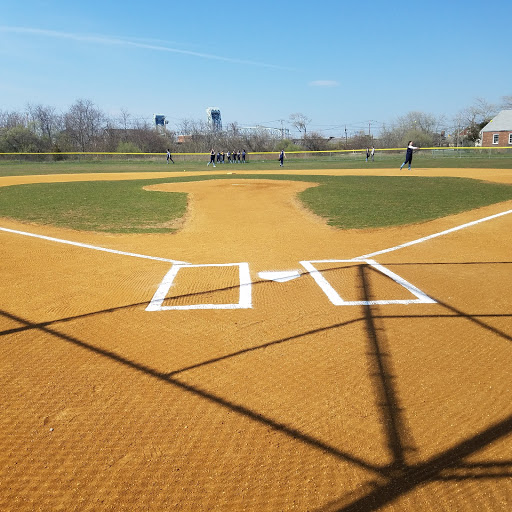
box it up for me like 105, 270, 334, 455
354, 209, 512, 260
0, 227, 189, 265
2, 208, 511, 268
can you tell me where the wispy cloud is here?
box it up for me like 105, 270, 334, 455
0, 26, 293, 70
309, 80, 340, 87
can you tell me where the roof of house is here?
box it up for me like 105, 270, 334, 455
481, 110, 512, 132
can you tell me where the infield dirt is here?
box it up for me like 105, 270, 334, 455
1, 168, 511, 511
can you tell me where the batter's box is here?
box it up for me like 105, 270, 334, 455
300, 259, 436, 306
146, 263, 252, 311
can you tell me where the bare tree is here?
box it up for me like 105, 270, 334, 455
0, 110, 27, 129
26, 103, 62, 147
289, 112, 311, 138
455, 97, 499, 145
500, 95, 512, 110
302, 131, 330, 151
63, 99, 105, 151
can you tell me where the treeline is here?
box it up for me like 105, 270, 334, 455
1, 96, 510, 154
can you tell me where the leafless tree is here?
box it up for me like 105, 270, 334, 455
302, 131, 330, 151
26, 103, 62, 143
289, 112, 311, 138
63, 99, 106, 151
500, 95, 512, 110
455, 97, 499, 145
0, 110, 27, 129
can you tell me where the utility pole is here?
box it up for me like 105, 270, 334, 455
345, 125, 348, 147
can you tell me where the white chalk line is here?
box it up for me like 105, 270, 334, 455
2, 207, 511, 310
354, 208, 512, 260
146, 263, 252, 311
0, 227, 189, 265
2, 208, 510, 267
300, 259, 436, 306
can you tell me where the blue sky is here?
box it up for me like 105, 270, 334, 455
1, 0, 511, 137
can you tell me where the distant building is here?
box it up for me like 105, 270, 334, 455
177, 134, 193, 144
206, 108, 222, 131
480, 110, 512, 147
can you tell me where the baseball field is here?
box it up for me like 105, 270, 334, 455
1, 162, 511, 511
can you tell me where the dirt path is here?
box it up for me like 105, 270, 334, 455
1, 169, 511, 511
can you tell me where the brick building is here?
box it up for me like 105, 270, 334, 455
480, 110, 512, 147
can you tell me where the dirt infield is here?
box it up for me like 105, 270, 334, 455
1, 168, 511, 511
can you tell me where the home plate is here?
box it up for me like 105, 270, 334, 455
258, 270, 301, 283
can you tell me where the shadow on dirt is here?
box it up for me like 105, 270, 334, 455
1, 261, 511, 510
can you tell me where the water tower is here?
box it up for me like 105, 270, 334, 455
206, 108, 222, 131
154, 114, 168, 131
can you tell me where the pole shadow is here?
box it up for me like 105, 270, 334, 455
1, 259, 511, 510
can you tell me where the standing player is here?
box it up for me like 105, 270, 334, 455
279, 149, 286, 167
400, 141, 418, 171
166, 149, 174, 164
207, 148, 216, 167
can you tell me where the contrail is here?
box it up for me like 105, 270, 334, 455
0, 26, 294, 70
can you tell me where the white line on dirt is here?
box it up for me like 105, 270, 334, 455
146, 263, 252, 311
354, 209, 512, 260
0, 227, 189, 265
2, 208, 511, 269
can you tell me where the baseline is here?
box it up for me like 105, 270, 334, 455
0, 226, 189, 265
354, 208, 512, 260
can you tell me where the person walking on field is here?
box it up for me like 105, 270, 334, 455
166, 149, 174, 164
400, 141, 418, 171
279, 149, 286, 167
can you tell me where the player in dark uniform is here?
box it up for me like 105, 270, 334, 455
279, 149, 285, 167
400, 141, 418, 170
207, 148, 216, 167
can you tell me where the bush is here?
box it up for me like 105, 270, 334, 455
116, 141, 141, 153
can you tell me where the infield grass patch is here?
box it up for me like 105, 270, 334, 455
297, 176, 512, 228
0, 180, 187, 233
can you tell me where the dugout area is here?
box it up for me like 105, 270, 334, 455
1, 168, 511, 511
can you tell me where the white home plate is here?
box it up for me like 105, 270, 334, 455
258, 271, 301, 283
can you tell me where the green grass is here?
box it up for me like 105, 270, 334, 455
1, 151, 512, 177
0, 180, 187, 233
1, 174, 512, 233
298, 176, 512, 228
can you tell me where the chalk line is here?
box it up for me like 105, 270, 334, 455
354, 209, 512, 260
0, 227, 189, 265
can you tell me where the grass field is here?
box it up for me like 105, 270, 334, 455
1, 151, 512, 176
1, 164, 512, 231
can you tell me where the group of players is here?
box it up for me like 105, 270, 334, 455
208, 149, 246, 167
167, 142, 418, 170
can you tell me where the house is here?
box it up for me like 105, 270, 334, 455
480, 110, 512, 147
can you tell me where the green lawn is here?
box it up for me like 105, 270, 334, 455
1, 174, 511, 233
0, 151, 512, 177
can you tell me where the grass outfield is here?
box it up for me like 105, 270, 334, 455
1, 174, 512, 232
1, 152, 512, 176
